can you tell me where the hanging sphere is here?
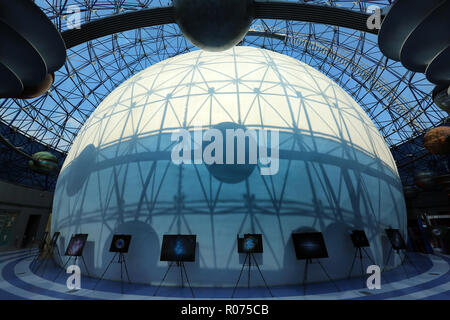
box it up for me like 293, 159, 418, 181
423, 126, 450, 155
28, 151, 58, 174
414, 171, 435, 190
18, 73, 54, 99
203, 122, 257, 184
433, 85, 450, 113
173, 0, 255, 51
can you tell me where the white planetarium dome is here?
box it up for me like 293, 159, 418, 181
52, 46, 406, 286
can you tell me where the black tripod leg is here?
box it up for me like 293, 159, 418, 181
154, 262, 174, 296
31, 252, 40, 265
30, 250, 41, 266
43, 244, 61, 276
180, 262, 184, 288
120, 255, 124, 294
303, 259, 309, 296
122, 254, 131, 284
81, 256, 91, 278
383, 246, 393, 272
93, 253, 117, 290
250, 254, 273, 297
33, 247, 48, 272
33, 256, 42, 270
36, 245, 53, 274
347, 249, 358, 278
359, 248, 365, 279
362, 247, 375, 265
232, 254, 248, 298
39, 245, 54, 275
248, 254, 251, 289
403, 252, 420, 274
54, 246, 62, 264
181, 262, 195, 298
54, 257, 71, 281
359, 248, 366, 288
40, 256, 52, 276
317, 260, 340, 291
396, 251, 410, 278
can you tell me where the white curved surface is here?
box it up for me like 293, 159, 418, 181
52, 46, 406, 286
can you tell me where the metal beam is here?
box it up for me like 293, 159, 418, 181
61, 3, 377, 49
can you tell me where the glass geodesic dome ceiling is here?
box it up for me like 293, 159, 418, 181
0, 0, 448, 158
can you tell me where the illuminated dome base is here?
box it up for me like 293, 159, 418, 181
52, 46, 406, 287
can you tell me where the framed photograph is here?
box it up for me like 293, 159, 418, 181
160, 234, 196, 262
385, 228, 407, 250
109, 234, 132, 253
350, 230, 370, 248
65, 234, 88, 256
237, 234, 263, 253
292, 232, 328, 260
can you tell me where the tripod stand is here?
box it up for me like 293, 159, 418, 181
32, 242, 63, 276
302, 258, 339, 295
30, 241, 47, 264
154, 261, 194, 298
54, 255, 90, 281
383, 247, 419, 277
348, 246, 375, 279
93, 252, 131, 294
231, 252, 273, 298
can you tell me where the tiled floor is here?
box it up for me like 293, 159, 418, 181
0, 249, 449, 300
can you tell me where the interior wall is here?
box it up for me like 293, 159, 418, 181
0, 180, 53, 251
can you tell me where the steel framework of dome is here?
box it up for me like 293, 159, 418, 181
0, 0, 448, 190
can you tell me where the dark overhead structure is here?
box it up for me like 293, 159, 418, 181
61, 6, 176, 49
1, 0, 381, 100
173, 0, 255, 51
61, 1, 379, 50
433, 85, 450, 113
0, 0, 449, 192
378, 0, 443, 62
0, 0, 66, 99
399, 1, 449, 74
378, 0, 450, 113
426, 47, 450, 86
